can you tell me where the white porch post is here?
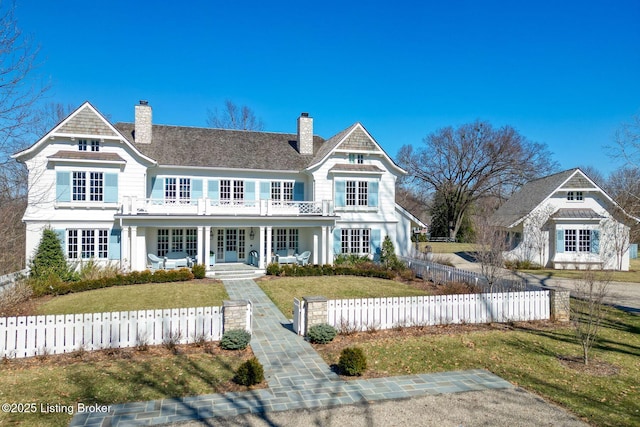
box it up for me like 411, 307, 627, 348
313, 231, 319, 265
197, 226, 204, 265
258, 226, 266, 269
266, 226, 273, 265
121, 226, 130, 271
204, 226, 211, 270
320, 226, 329, 265
130, 226, 138, 271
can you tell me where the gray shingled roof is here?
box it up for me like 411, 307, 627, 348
492, 168, 579, 227
47, 150, 126, 163
114, 123, 326, 170
328, 164, 384, 173
308, 123, 358, 167
551, 208, 604, 219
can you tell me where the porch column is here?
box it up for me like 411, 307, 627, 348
197, 226, 204, 265
130, 226, 138, 271
313, 231, 319, 265
121, 226, 130, 271
324, 226, 331, 265
204, 226, 211, 270
266, 226, 273, 266
258, 226, 266, 268
320, 226, 329, 265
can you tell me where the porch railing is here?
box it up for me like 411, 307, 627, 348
120, 197, 334, 217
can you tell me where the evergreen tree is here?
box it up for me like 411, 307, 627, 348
29, 228, 69, 280
380, 235, 400, 269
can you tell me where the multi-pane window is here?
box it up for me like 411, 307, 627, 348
578, 230, 591, 252
186, 228, 198, 257
157, 229, 169, 256
567, 191, 584, 201
238, 229, 246, 259
349, 153, 364, 164
165, 178, 191, 203
78, 139, 99, 151
288, 229, 299, 253
217, 229, 224, 259
67, 229, 107, 259
72, 171, 103, 202
221, 180, 231, 200
233, 180, 244, 201
221, 180, 244, 202
276, 228, 287, 251
171, 229, 184, 252
564, 229, 576, 252
341, 229, 371, 254
271, 181, 293, 201
271, 228, 298, 252
346, 180, 368, 206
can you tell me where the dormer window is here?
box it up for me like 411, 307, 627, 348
78, 139, 100, 152
349, 153, 364, 164
567, 191, 583, 201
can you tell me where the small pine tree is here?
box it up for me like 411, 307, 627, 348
30, 228, 69, 280
379, 235, 399, 269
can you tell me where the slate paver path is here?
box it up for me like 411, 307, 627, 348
70, 278, 513, 426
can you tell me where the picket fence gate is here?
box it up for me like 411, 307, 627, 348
324, 291, 550, 332
0, 306, 223, 359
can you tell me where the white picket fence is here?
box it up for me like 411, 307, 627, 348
0, 306, 224, 359
325, 291, 550, 332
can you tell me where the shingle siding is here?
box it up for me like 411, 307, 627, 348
58, 106, 118, 136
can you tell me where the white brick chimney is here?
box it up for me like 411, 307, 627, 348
134, 100, 152, 144
296, 112, 313, 155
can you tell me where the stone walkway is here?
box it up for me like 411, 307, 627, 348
70, 279, 513, 426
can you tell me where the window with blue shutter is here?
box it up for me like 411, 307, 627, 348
109, 228, 121, 260
56, 171, 71, 202
556, 229, 565, 253
260, 181, 270, 200
293, 182, 304, 201
368, 181, 379, 207
191, 179, 203, 202
54, 229, 66, 252
104, 173, 118, 203
335, 180, 346, 207
333, 228, 341, 255
591, 230, 600, 254
207, 180, 219, 202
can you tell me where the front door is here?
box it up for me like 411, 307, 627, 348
215, 228, 246, 262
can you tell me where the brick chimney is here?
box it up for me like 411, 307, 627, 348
134, 100, 152, 144
296, 112, 313, 155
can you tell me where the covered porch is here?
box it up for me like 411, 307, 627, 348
115, 216, 337, 272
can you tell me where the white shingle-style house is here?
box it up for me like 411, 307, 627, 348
493, 168, 638, 271
13, 101, 425, 272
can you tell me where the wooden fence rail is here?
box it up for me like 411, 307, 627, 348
325, 291, 550, 332
0, 306, 224, 359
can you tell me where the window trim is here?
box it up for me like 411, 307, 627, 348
67, 229, 108, 259
341, 228, 371, 254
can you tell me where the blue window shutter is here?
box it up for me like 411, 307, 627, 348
207, 180, 219, 201
109, 228, 121, 260
260, 181, 270, 200
333, 228, 342, 255
54, 229, 66, 251
370, 229, 381, 261
191, 179, 203, 202
245, 181, 255, 201
368, 181, 379, 207
591, 230, 600, 254
56, 171, 70, 202
556, 229, 564, 253
293, 182, 304, 201
335, 180, 346, 207
151, 176, 163, 200
104, 173, 118, 203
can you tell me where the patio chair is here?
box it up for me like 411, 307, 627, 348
296, 251, 311, 266
148, 253, 164, 270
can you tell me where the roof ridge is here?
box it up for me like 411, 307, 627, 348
114, 121, 312, 137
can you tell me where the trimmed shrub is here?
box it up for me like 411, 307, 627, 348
233, 357, 264, 386
220, 329, 251, 350
306, 323, 337, 344
192, 263, 206, 279
266, 263, 281, 276
338, 347, 367, 376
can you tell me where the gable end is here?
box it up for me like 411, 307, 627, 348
58, 106, 118, 137
560, 173, 596, 189
337, 127, 380, 152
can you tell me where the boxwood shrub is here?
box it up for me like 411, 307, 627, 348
220, 329, 251, 350
264, 264, 394, 280
338, 347, 367, 376
233, 357, 264, 386
306, 323, 337, 344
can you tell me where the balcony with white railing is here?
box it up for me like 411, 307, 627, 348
120, 197, 334, 217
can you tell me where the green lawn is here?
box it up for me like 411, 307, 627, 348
257, 276, 427, 318
35, 280, 228, 315
416, 241, 477, 253
519, 258, 640, 283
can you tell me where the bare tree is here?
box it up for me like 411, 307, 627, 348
571, 270, 611, 365
520, 203, 556, 267
606, 166, 640, 243
206, 100, 264, 131
473, 201, 510, 292
398, 120, 558, 240
611, 113, 640, 167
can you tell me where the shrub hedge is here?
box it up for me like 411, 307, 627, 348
265, 263, 395, 280
31, 268, 195, 296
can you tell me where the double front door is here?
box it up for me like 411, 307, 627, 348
215, 228, 246, 262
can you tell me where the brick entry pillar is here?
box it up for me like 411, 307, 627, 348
223, 300, 252, 333
303, 296, 328, 336
550, 290, 570, 322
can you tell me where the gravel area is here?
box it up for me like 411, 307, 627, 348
172, 388, 588, 427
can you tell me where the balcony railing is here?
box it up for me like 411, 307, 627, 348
120, 197, 334, 217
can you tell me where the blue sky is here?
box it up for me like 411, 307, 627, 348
17, 0, 640, 177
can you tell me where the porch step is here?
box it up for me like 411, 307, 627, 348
206, 268, 265, 280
